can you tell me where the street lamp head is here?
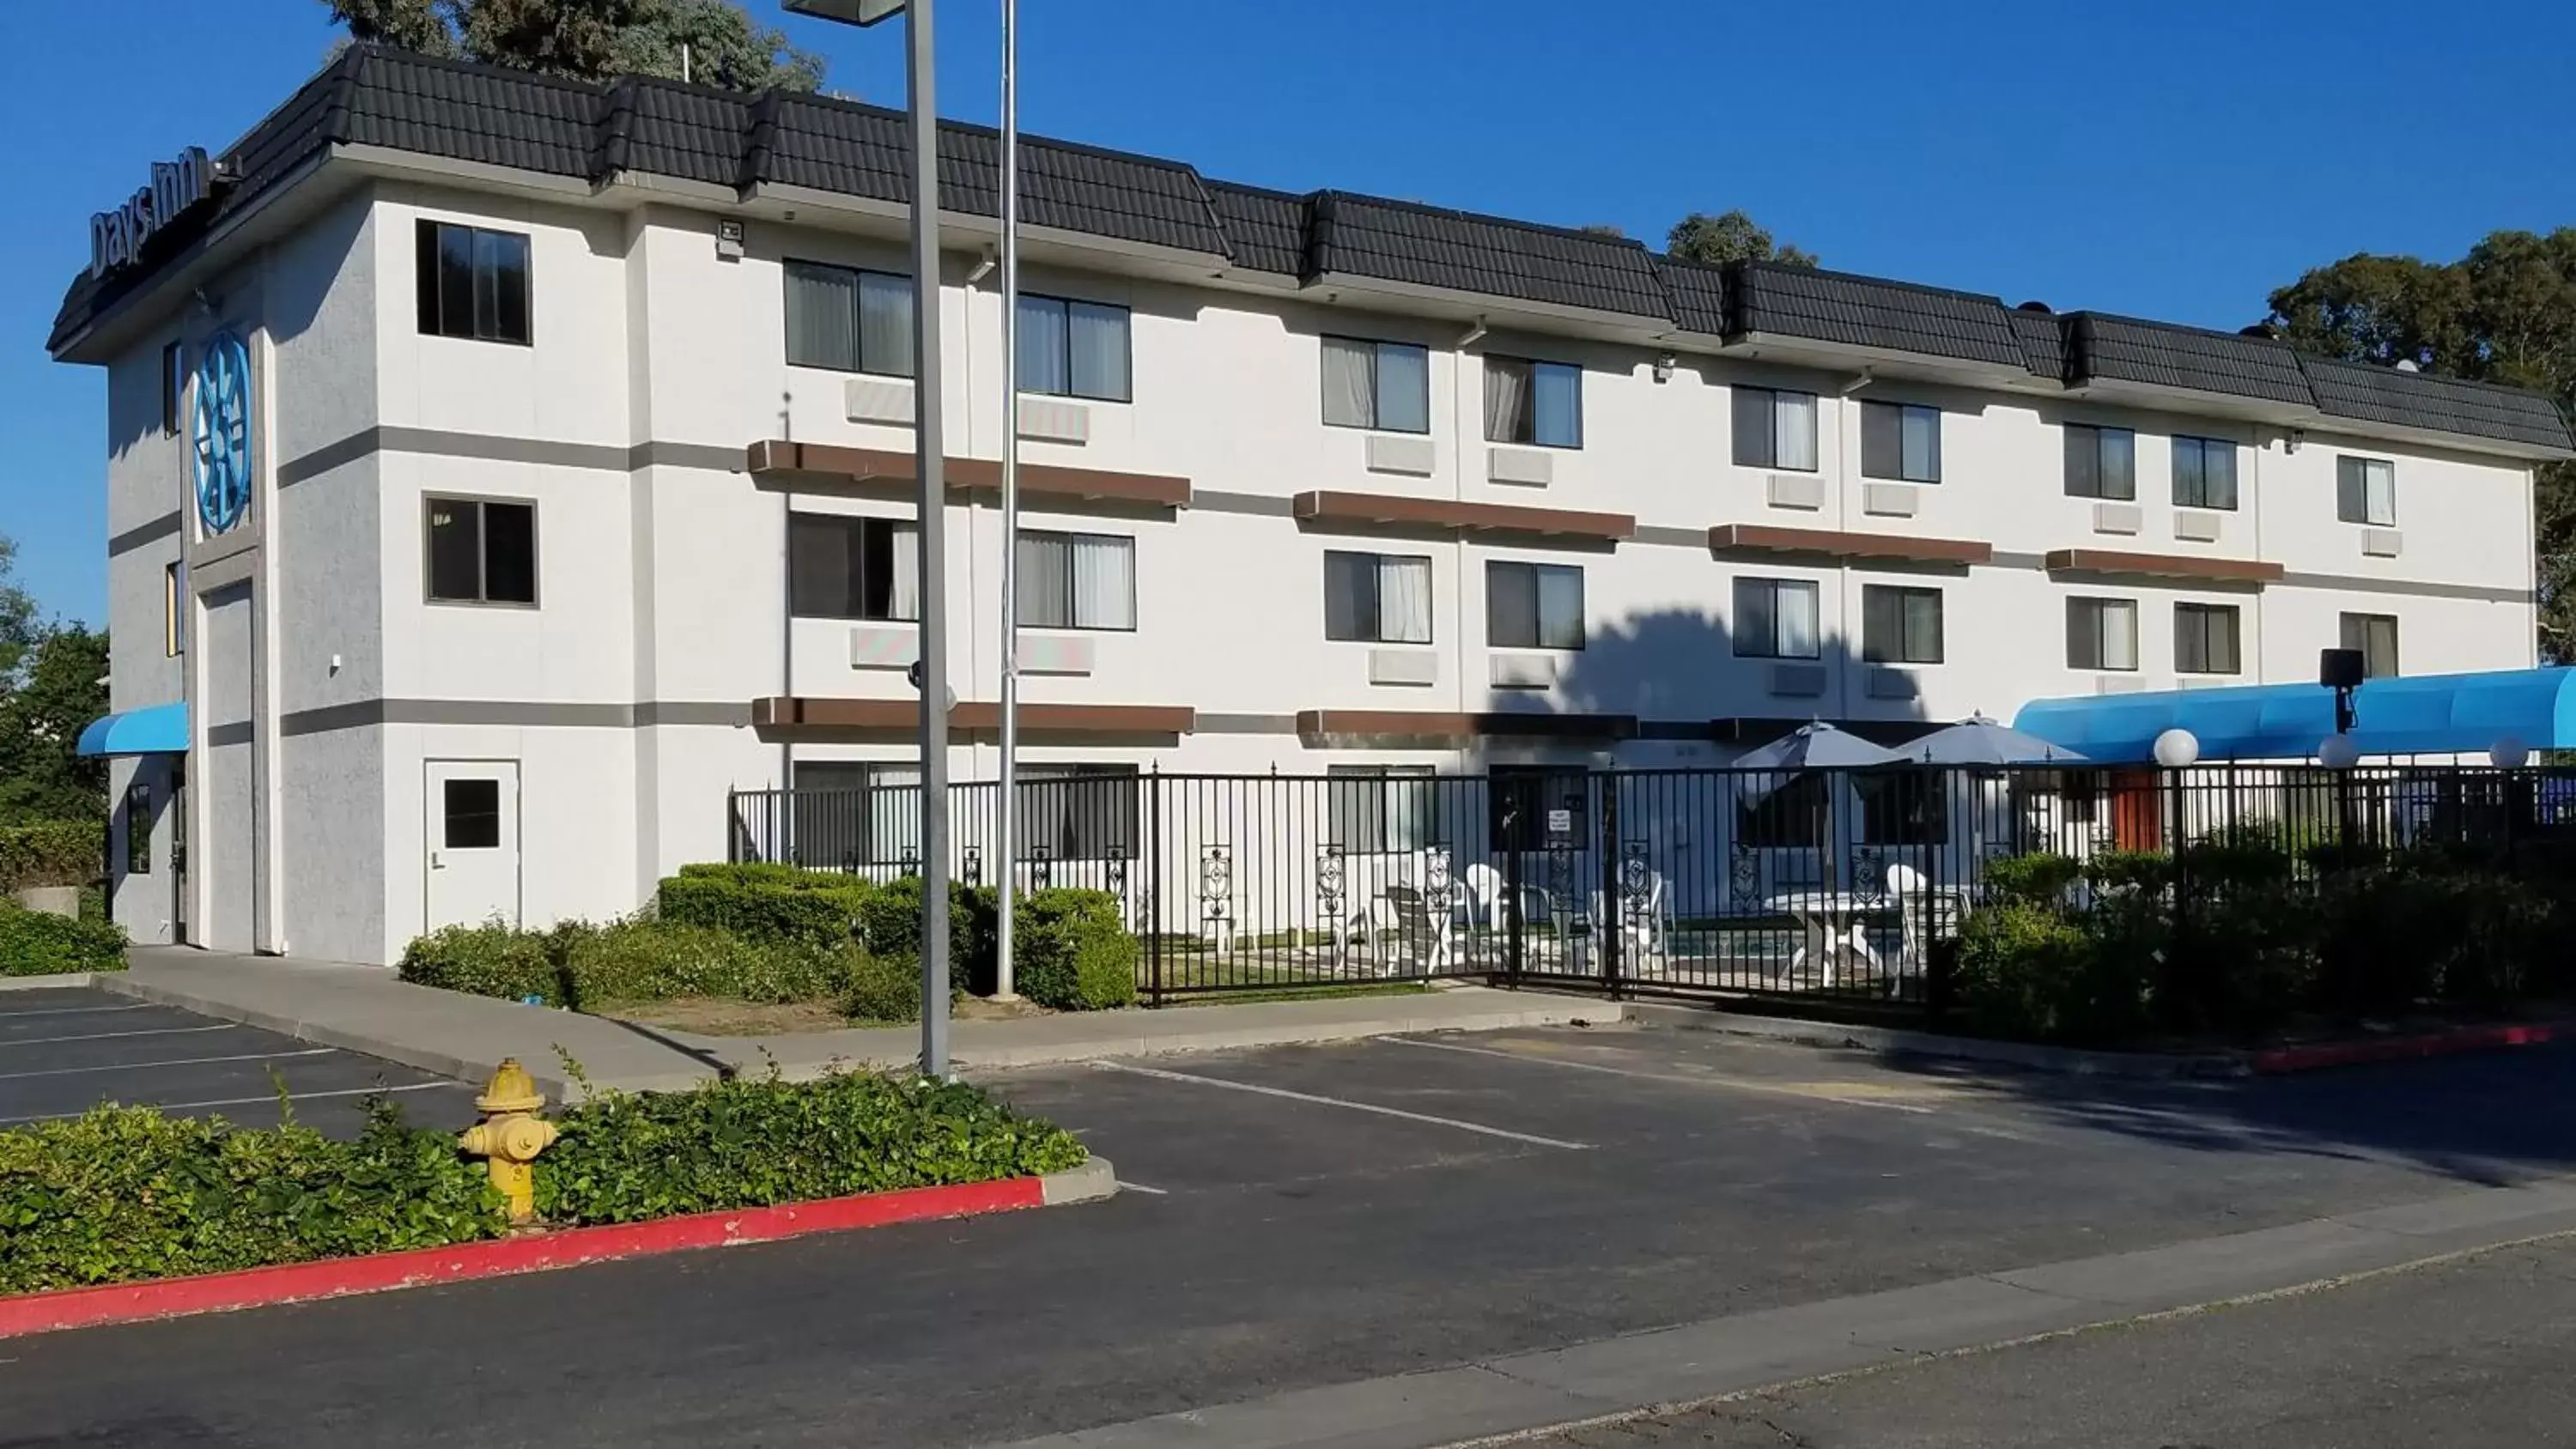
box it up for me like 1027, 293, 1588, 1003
2492, 735, 2531, 770
2151, 728, 2200, 770
2317, 734, 2360, 771
782, 0, 908, 25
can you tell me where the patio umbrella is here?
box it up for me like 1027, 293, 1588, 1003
1908, 715, 2088, 766
1734, 721, 1908, 771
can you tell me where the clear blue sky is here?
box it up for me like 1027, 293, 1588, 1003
3, 0, 2568, 626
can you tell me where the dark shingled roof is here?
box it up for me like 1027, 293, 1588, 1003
50, 45, 2573, 456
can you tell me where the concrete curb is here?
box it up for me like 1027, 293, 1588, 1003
0, 973, 101, 993
0, 1155, 1116, 1342
1618, 1001, 2242, 1079
943, 997, 1631, 1073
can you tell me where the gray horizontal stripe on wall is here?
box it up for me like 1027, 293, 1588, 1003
277, 427, 749, 488
1631, 525, 1706, 549
1192, 491, 1297, 518
2277, 572, 2532, 604
1194, 712, 1301, 735
205, 721, 254, 747
106, 512, 183, 557
280, 699, 751, 737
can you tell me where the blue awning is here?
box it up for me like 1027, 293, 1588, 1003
2013, 668, 2576, 763
75, 701, 189, 757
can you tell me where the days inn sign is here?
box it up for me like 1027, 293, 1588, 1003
90, 147, 215, 279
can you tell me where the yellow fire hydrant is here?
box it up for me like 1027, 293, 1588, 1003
458, 1058, 558, 1224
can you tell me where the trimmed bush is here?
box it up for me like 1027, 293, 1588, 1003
0, 900, 129, 976
532, 1070, 1086, 1225
1954, 900, 2150, 1046
0, 820, 104, 893
563, 919, 853, 1006
0, 1099, 503, 1294
398, 921, 562, 1003
656, 863, 872, 949
855, 875, 993, 985
842, 949, 927, 1023
1013, 889, 1137, 1010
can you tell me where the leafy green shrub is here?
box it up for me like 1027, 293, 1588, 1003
656, 864, 872, 949
1954, 900, 2154, 1046
0, 820, 104, 893
1982, 853, 2082, 910
532, 1070, 1087, 1225
842, 949, 927, 1023
564, 919, 852, 1006
0, 900, 129, 976
0, 1098, 503, 1294
2084, 850, 2172, 896
1012, 889, 1137, 1010
398, 921, 562, 1003
858, 876, 996, 991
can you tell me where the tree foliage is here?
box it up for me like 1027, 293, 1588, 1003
0, 623, 109, 825
1665, 209, 1818, 269
0, 535, 39, 694
323, 0, 824, 91
2269, 230, 2576, 659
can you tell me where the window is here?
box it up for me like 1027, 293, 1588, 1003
163, 561, 185, 658
1485, 561, 1585, 650
1018, 530, 1135, 630
1324, 551, 1433, 644
1489, 766, 1587, 852
1856, 773, 1947, 846
1861, 400, 1941, 482
1483, 356, 1583, 447
2172, 436, 2239, 510
1321, 337, 1430, 433
789, 513, 918, 621
1738, 771, 1827, 850
442, 778, 501, 850
1327, 766, 1437, 853
415, 220, 531, 344
125, 782, 153, 876
2063, 423, 2136, 500
788, 761, 918, 870
1018, 294, 1131, 401
1862, 585, 1943, 665
161, 341, 184, 436
2065, 597, 2138, 672
783, 260, 914, 375
2341, 612, 2400, 678
424, 498, 537, 605
2337, 456, 2397, 526
1732, 577, 1820, 659
2174, 602, 2241, 675
1731, 386, 1818, 471
1018, 764, 1139, 860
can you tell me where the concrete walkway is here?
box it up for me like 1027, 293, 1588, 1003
106, 948, 1620, 1097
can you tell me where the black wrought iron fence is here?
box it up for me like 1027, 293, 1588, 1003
727, 761, 2576, 1011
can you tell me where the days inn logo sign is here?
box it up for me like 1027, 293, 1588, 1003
89, 147, 215, 280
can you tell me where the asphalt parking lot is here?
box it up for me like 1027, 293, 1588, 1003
8, 1015, 2572, 1448
0, 985, 483, 1136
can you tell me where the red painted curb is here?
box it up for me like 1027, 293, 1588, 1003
0, 1174, 1048, 1341
2247, 1022, 2561, 1075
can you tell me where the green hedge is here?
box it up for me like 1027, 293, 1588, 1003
398, 921, 562, 1003
0, 900, 129, 976
1012, 889, 1137, 1010
0, 821, 103, 893
656, 863, 872, 949
399, 918, 864, 1008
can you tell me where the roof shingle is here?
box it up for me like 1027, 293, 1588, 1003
1308, 192, 1667, 318
1729, 264, 2027, 369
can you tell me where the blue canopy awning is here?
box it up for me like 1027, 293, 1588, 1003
75, 701, 189, 757
2013, 668, 2576, 764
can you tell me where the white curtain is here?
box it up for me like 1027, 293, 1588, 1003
885, 522, 921, 621
1017, 296, 1069, 394
1017, 533, 1068, 627
857, 271, 914, 377
1376, 344, 1429, 433
1775, 391, 1817, 471
1379, 555, 1432, 643
2099, 600, 2137, 671
1536, 565, 1584, 648
1484, 359, 1530, 442
1072, 535, 1133, 629
2365, 461, 2397, 525
783, 262, 857, 370
1321, 337, 1373, 427
1779, 580, 1820, 658
1067, 301, 1131, 401
1533, 363, 1581, 446
868, 762, 920, 867
1902, 405, 1941, 480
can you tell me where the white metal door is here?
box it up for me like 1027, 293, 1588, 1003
425, 761, 520, 930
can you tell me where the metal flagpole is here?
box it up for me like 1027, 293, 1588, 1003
993, 0, 1022, 1000
906, 0, 952, 1076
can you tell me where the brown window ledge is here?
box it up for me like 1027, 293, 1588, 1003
1708, 524, 1992, 566
1294, 491, 1635, 544
745, 440, 1191, 510
753, 697, 1195, 737
2044, 549, 2284, 585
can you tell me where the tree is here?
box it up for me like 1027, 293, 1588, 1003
0, 534, 39, 694
323, 0, 824, 90
1577, 223, 1628, 240
0, 625, 108, 825
1665, 209, 1818, 269
2268, 229, 2576, 659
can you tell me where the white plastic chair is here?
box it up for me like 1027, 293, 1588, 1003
1588, 870, 1671, 973
1376, 883, 1455, 978
1885, 862, 1959, 984
1463, 863, 1506, 930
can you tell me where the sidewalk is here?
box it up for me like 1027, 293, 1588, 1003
108, 948, 1620, 1097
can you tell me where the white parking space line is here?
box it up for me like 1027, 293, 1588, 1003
1383, 1034, 1941, 1115
0, 1047, 337, 1082
0, 1023, 241, 1049
0, 1003, 155, 1019
1118, 1181, 1170, 1196
0, 1080, 457, 1125
1091, 1059, 1594, 1150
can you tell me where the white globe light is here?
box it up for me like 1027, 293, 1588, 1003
2491, 735, 2530, 770
2151, 728, 2200, 769
2318, 734, 2360, 770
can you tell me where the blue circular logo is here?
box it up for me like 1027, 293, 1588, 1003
192, 331, 252, 535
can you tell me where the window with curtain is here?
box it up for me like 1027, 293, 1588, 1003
1861, 400, 1941, 482
1323, 550, 1433, 644
2172, 436, 2239, 509
1730, 386, 1819, 471
2336, 456, 2397, 526
1731, 577, 1820, 658
782, 259, 914, 376
1486, 561, 1584, 650
415, 220, 531, 345
2065, 597, 2138, 671
1321, 336, 1430, 433
1327, 765, 1437, 853
1856, 772, 1947, 846
1861, 585, 1943, 664
1018, 294, 1131, 401
1483, 356, 1582, 447
2063, 423, 2136, 500
1018, 763, 1139, 859
2175, 602, 2241, 675
2341, 612, 2400, 677
1018, 530, 1135, 630
788, 513, 919, 621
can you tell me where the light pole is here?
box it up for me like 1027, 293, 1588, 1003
993, 0, 1023, 1000
782, 0, 951, 1078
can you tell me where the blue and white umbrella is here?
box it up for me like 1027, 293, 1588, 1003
1908, 715, 2087, 767
1735, 721, 1908, 772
